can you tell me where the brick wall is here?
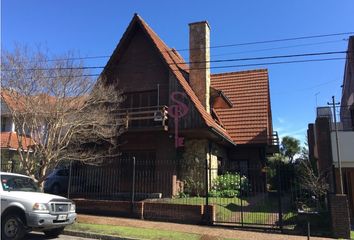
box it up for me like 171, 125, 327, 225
315, 117, 335, 192
328, 194, 350, 239
143, 202, 203, 224
74, 199, 135, 217
73, 199, 215, 225
334, 168, 354, 219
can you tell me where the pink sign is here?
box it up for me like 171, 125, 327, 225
169, 92, 189, 148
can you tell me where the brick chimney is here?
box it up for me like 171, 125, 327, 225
189, 21, 210, 113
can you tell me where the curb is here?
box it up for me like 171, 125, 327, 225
63, 230, 138, 240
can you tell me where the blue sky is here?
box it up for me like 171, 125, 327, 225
2, 0, 354, 145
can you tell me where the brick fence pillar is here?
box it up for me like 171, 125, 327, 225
202, 205, 215, 225
132, 202, 144, 219
328, 194, 350, 239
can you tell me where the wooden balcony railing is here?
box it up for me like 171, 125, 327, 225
117, 106, 168, 130
267, 131, 280, 154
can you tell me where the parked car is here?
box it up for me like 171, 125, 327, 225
1, 172, 77, 240
44, 168, 70, 195
44, 166, 101, 196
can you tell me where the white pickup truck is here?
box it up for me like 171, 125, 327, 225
0, 172, 77, 240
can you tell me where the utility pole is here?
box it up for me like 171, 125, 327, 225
327, 96, 343, 194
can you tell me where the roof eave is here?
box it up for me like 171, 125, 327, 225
210, 127, 236, 147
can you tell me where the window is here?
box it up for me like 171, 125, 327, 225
239, 160, 249, 178
1, 175, 40, 192
123, 90, 158, 109
217, 156, 224, 175
229, 159, 249, 177
122, 90, 159, 128
1, 118, 6, 132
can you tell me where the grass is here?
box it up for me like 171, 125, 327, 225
156, 197, 246, 221
351, 230, 354, 239
68, 222, 200, 240
157, 195, 296, 226
67, 222, 238, 240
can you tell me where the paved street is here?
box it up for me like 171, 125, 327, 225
26, 232, 95, 240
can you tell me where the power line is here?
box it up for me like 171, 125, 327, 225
12, 56, 348, 79
175, 32, 354, 52
7, 32, 354, 63
187, 57, 346, 70
4, 50, 350, 72
212, 39, 347, 57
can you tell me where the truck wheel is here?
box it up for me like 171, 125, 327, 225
1, 214, 26, 240
43, 227, 65, 237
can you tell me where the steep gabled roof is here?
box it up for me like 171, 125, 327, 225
1, 89, 26, 112
104, 14, 234, 144
211, 69, 272, 144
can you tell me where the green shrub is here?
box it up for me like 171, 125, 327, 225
183, 176, 204, 197
209, 172, 249, 198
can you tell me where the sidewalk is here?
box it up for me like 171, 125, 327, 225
76, 214, 334, 240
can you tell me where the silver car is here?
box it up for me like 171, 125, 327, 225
1, 172, 77, 240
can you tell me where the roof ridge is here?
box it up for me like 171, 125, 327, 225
211, 69, 268, 76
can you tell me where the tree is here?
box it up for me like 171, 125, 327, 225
1, 45, 124, 187
280, 136, 301, 163
298, 159, 329, 210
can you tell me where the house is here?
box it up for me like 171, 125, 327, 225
307, 36, 354, 217
74, 14, 278, 199
1, 90, 33, 172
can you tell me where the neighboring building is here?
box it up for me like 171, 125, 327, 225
85, 14, 278, 198
1, 90, 33, 172
308, 36, 354, 217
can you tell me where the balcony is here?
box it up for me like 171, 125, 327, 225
117, 105, 168, 131
266, 131, 280, 154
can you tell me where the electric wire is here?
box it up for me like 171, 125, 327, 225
3, 50, 350, 72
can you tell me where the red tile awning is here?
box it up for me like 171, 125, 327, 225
0, 132, 34, 150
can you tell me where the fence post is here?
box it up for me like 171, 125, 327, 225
67, 160, 72, 198
240, 187, 244, 227
205, 157, 209, 206
277, 165, 283, 232
131, 156, 136, 203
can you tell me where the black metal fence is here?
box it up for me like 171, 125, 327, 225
60, 157, 329, 231
1, 162, 25, 174
68, 157, 196, 202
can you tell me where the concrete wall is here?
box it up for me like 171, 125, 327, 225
331, 131, 354, 168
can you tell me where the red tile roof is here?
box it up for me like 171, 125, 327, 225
1, 89, 26, 112
0, 132, 33, 150
211, 69, 272, 144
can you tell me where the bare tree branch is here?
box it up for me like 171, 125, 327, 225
1, 45, 124, 186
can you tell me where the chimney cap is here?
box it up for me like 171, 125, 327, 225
189, 21, 210, 30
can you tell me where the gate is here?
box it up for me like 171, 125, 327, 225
209, 165, 297, 230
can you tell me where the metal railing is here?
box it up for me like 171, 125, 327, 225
270, 131, 279, 146
116, 105, 168, 130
